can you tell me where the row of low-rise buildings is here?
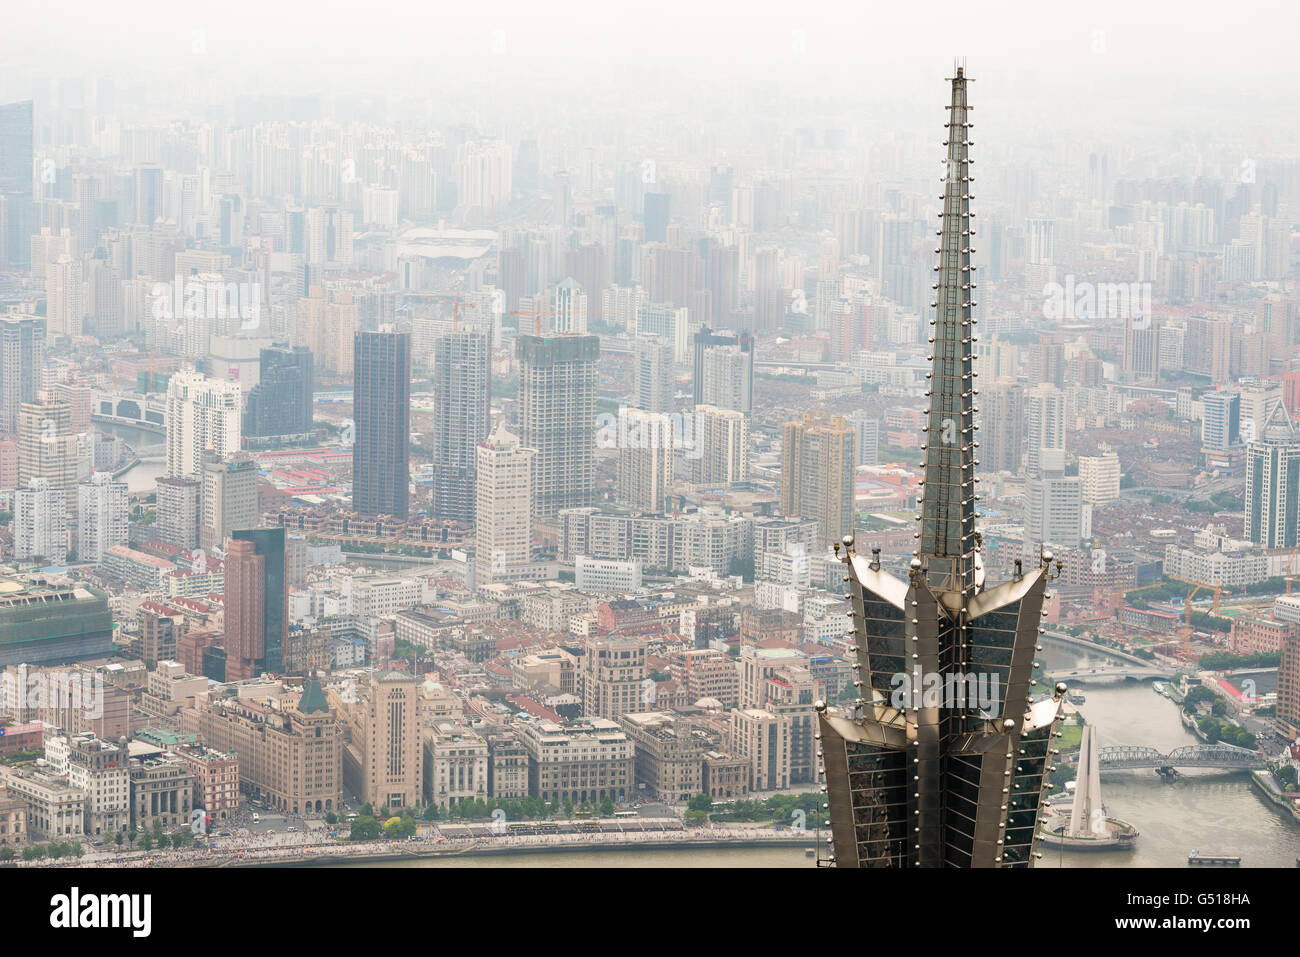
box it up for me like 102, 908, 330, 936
0, 728, 237, 843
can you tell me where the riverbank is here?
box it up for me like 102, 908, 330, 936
246, 835, 813, 868
1250, 770, 1300, 825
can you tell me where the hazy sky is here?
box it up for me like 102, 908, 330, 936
3, 0, 1298, 82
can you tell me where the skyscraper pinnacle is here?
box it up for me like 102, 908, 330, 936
919, 67, 977, 599
817, 67, 1068, 869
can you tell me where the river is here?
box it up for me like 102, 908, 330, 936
333, 846, 814, 868
1037, 638, 1300, 868
120, 459, 167, 494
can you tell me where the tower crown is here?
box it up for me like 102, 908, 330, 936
918, 68, 977, 598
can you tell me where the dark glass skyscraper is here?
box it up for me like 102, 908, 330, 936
817, 68, 1067, 868
432, 328, 490, 525
225, 527, 286, 679
244, 344, 314, 439
352, 328, 411, 519
0, 100, 34, 269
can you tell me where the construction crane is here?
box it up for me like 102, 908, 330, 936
1096, 581, 1166, 619
403, 294, 469, 329
1167, 575, 1224, 660
509, 305, 546, 336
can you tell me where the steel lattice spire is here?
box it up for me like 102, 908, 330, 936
919, 65, 977, 601
815, 66, 1068, 869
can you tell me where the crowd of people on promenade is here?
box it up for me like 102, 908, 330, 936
26, 817, 808, 868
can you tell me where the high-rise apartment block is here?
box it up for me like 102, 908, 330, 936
780, 412, 856, 547
200, 453, 260, 551
165, 369, 242, 479
474, 422, 535, 586
352, 328, 411, 519
432, 329, 490, 525
516, 334, 599, 519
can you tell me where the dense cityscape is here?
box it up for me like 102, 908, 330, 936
0, 2, 1296, 901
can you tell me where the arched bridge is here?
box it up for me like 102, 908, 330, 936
1052, 667, 1174, 682
1068, 743, 1266, 771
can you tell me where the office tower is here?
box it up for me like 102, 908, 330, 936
1027, 340, 1065, 389
1277, 632, 1300, 741
1245, 402, 1300, 548
980, 379, 1025, 475
692, 326, 753, 413
353, 328, 411, 519
1024, 383, 1066, 480
848, 414, 880, 467
1256, 297, 1296, 354
132, 164, 163, 225
76, 473, 128, 564
13, 478, 67, 563
1023, 217, 1057, 305
752, 247, 782, 333
1202, 390, 1241, 453
305, 205, 354, 266
581, 637, 647, 720
1185, 316, 1232, 384
0, 317, 45, 435
1024, 470, 1085, 553
565, 245, 608, 321
819, 69, 1067, 869
141, 607, 181, 668
691, 405, 749, 485
165, 369, 242, 479
45, 256, 84, 338
1121, 314, 1158, 381
516, 334, 599, 519
200, 453, 260, 551
0, 101, 34, 268
17, 398, 79, 500
474, 421, 535, 586
456, 141, 512, 213
635, 302, 690, 361
616, 409, 673, 514
224, 527, 287, 680
296, 287, 357, 378
243, 345, 314, 439
432, 329, 490, 525
344, 672, 423, 809
644, 192, 670, 244
634, 337, 675, 414
705, 244, 739, 325
549, 278, 588, 334
1078, 450, 1121, 505
156, 476, 202, 550
780, 413, 856, 548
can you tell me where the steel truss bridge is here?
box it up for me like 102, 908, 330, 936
1068, 743, 1266, 771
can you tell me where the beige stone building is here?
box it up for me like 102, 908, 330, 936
581, 637, 647, 720
730, 708, 791, 792
337, 672, 422, 811
180, 676, 342, 814
423, 721, 489, 809
486, 731, 529, 802
0, 765, 84, 840
701, 751, 750, 801
518, 718, 634, 805
619, 711, 712, 803
679, 648, 740, 708
512, 648, 579, 695
0, 793, 26, 846
129, 755, 194, 831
